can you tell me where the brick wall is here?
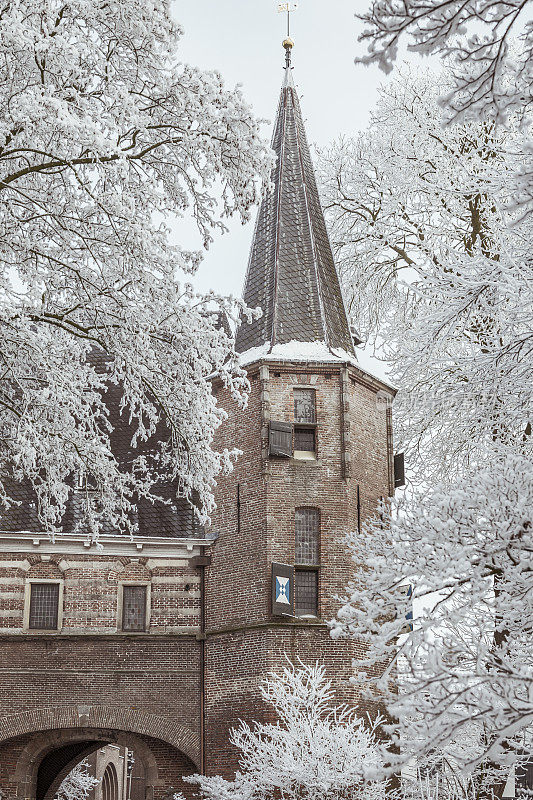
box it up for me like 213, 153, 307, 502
205, 358, 394, 777
0, 546, 205, 794
0, 732, 197, 800
0, 355, 394, 791
0, 552, 201, 634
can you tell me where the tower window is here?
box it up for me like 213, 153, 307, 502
293, 388, 317, 459
295, 507, 319, 564
294, 507, 319, 617
28, 582, 61, 630
294, 427, 316, 452
294, 570, 318, 617
121, 584, 148, 632
294, 389, 316, 424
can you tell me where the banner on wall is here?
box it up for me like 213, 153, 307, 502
272, 562, 294, 616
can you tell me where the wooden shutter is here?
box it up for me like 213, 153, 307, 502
394, 452, 405, 487
269, 421, 293, 457
272, 562, 294, 615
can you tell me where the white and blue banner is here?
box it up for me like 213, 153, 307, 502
272, 562, 294, 616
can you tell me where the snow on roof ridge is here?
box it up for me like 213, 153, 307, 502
238, 340, 396, 390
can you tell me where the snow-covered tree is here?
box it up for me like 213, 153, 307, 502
319, 70, 533, 779
354, 0, 533, 219
0, 0, 271, 537
319, 69, 532, 487
56, 759, 99, 800
331, 449, 533, 775
187, 661, 388, 800
355, 0, 532, 128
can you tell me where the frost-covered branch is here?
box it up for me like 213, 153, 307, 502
0, 0, 272, 537
319, 69, 532, 487
56, 759, 99, 800
355, 0, 532, 127
321, 67, 532, 781
354, 0, 533, 218
187, 662, 389, 800
331, 450, 533, 775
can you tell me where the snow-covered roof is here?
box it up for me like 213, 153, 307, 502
239, 339, 397, 391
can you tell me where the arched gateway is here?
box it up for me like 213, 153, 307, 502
1, 723, 195, 800
0, 39, 398, 796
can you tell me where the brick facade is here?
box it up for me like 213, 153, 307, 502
204, 358, 394, 776
0, 538, 207, 799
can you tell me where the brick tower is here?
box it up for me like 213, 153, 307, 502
204, 40, 396, 776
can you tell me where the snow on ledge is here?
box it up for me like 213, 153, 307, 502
239, 340, 353, 365
238, 339, 395, 389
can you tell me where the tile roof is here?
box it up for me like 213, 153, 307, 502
235, 66, 355, 356
0, 362, 202, 538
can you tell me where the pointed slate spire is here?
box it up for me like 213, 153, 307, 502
235, 42, 355, 357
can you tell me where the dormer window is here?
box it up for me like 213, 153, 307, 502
293, 389, 317, 460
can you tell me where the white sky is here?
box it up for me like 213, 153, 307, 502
170, 0, 429, 298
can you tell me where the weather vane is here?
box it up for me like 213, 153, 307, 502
278, 2, 298, 68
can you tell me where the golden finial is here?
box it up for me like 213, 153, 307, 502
278, 3, 297, 68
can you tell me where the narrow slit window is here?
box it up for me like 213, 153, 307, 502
28, 583, 60, 630
122, 585, 147, 632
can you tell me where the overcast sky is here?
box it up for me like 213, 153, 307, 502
170, 0, 427, 298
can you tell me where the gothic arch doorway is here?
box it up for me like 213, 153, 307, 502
101, 762, 119, 800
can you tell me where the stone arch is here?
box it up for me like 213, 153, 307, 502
38, 740, 104, 800
1, 705, 200, 768
13, 728, 159, 800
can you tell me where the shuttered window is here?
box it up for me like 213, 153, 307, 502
294, 570, 318, 616
122, 585, 147, 632
294, 428, 316, 452
28, 583, 60, 630
295, 507, 319, 617
269, 421, 293, 457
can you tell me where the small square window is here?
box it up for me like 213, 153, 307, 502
294, 427, 316, 452
294, 389, 316, 424
122, 585, 147, 632
28, 583, 60, 630
294, 569, 318, 617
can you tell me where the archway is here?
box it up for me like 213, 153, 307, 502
6, 726, 196, 800
37, 741, 105, 800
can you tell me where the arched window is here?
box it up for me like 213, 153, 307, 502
102, 763, 119, 800
294, 507, 320, 617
